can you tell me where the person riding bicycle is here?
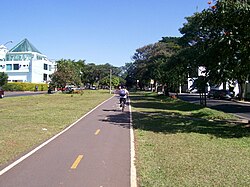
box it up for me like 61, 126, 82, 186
119, 86, 129, 107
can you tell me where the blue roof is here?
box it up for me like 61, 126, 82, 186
9, 38, 42, 54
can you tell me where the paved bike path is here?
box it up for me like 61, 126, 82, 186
0, 96, 132, 187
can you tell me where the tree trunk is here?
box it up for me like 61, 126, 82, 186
155, 82, 158, 93
223, 81, 227, 90
238, 80, 244, 101
164, 85, 169, 96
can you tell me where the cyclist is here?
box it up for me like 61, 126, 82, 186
119, 86, 129, 107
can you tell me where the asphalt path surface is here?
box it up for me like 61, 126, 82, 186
178, 93, 250, 120
0, 96, 132, 187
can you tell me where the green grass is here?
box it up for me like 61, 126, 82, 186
0, 90, 111, 167
130, 92, 250, 187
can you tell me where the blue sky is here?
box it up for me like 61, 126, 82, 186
1, 0, 209, 67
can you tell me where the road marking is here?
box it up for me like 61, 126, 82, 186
95, 129, 101, 135
71, 155, 83, 169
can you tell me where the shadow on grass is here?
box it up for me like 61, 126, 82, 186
209, 103, 250, 114
129, 95, 203, 112
101, 93, 250, 139
132, 111, 250, 138
99, 93, 250, 138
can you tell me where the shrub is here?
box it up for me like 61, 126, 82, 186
2, 82, 48, 91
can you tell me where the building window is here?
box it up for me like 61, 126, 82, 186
43, 73, 48, 81
14, 55, 21, 61
37, 55, 43, 60
6, 64, 12, 70
23, 54, 27, 61
6, 55, 14, 61
49, 65, 52, 71
13, 80, 23, 82
13, 64, 20, 70
44, 63, 48, 70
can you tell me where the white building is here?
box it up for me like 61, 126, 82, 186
0, 39, 56, 83
186, 66, 239, 95
0, 45, 9, 60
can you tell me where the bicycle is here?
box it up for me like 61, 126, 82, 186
120, 98, 126, 112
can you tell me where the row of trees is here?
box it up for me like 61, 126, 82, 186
50, 59, 125, 89
124, 0, 250, 100
0, 60, 125, 90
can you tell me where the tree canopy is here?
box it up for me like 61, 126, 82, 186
127, 0, 249, 99
128, 37, 182, 90
179, 0, 250, 99
50, 59, 125, 89
0, 72, 8, 87
49, 0, 249, 98
50, 59, 83, 88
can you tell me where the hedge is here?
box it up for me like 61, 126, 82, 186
2, 82, 48, 91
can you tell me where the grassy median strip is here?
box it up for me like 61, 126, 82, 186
0, 90, 111, 167
130, 92, 250, 187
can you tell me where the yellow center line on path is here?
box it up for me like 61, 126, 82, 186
71, 155, 83, 169
95, 129, 101, 135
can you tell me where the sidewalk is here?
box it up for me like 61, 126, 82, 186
178, 92, 250, 105
232, 99, 250, 105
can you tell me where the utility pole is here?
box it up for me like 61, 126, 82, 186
109, 69, 112, 94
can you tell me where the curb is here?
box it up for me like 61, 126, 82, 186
128, 97, 137, 187
232, 99, 250, 105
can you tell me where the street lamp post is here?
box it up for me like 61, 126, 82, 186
0, 41, 13, 50
0, 41, 13, 60
4, 41, 13, 46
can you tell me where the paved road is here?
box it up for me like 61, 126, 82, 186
4, 91, 47, 97
0, 96, 132, 187
178, 94, 250, 120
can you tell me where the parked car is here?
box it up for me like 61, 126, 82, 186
186, 87, 198, 93
57, 87, 66, 91
207, 89, 218, 98
0, 88, 4, 98
90, 86, 97, 90
208, 89, 234, 100
65, 85, 77, 91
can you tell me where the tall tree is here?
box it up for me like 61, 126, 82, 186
81, 63, 121, 87
179, 0, 250, 99
50, 59, 82, 88
131, 39, 181, 89
0, 72, 8, 87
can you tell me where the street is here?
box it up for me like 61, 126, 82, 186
178, 93, 250, 120
0, 96, 134, 187
3, 91, 46, 97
